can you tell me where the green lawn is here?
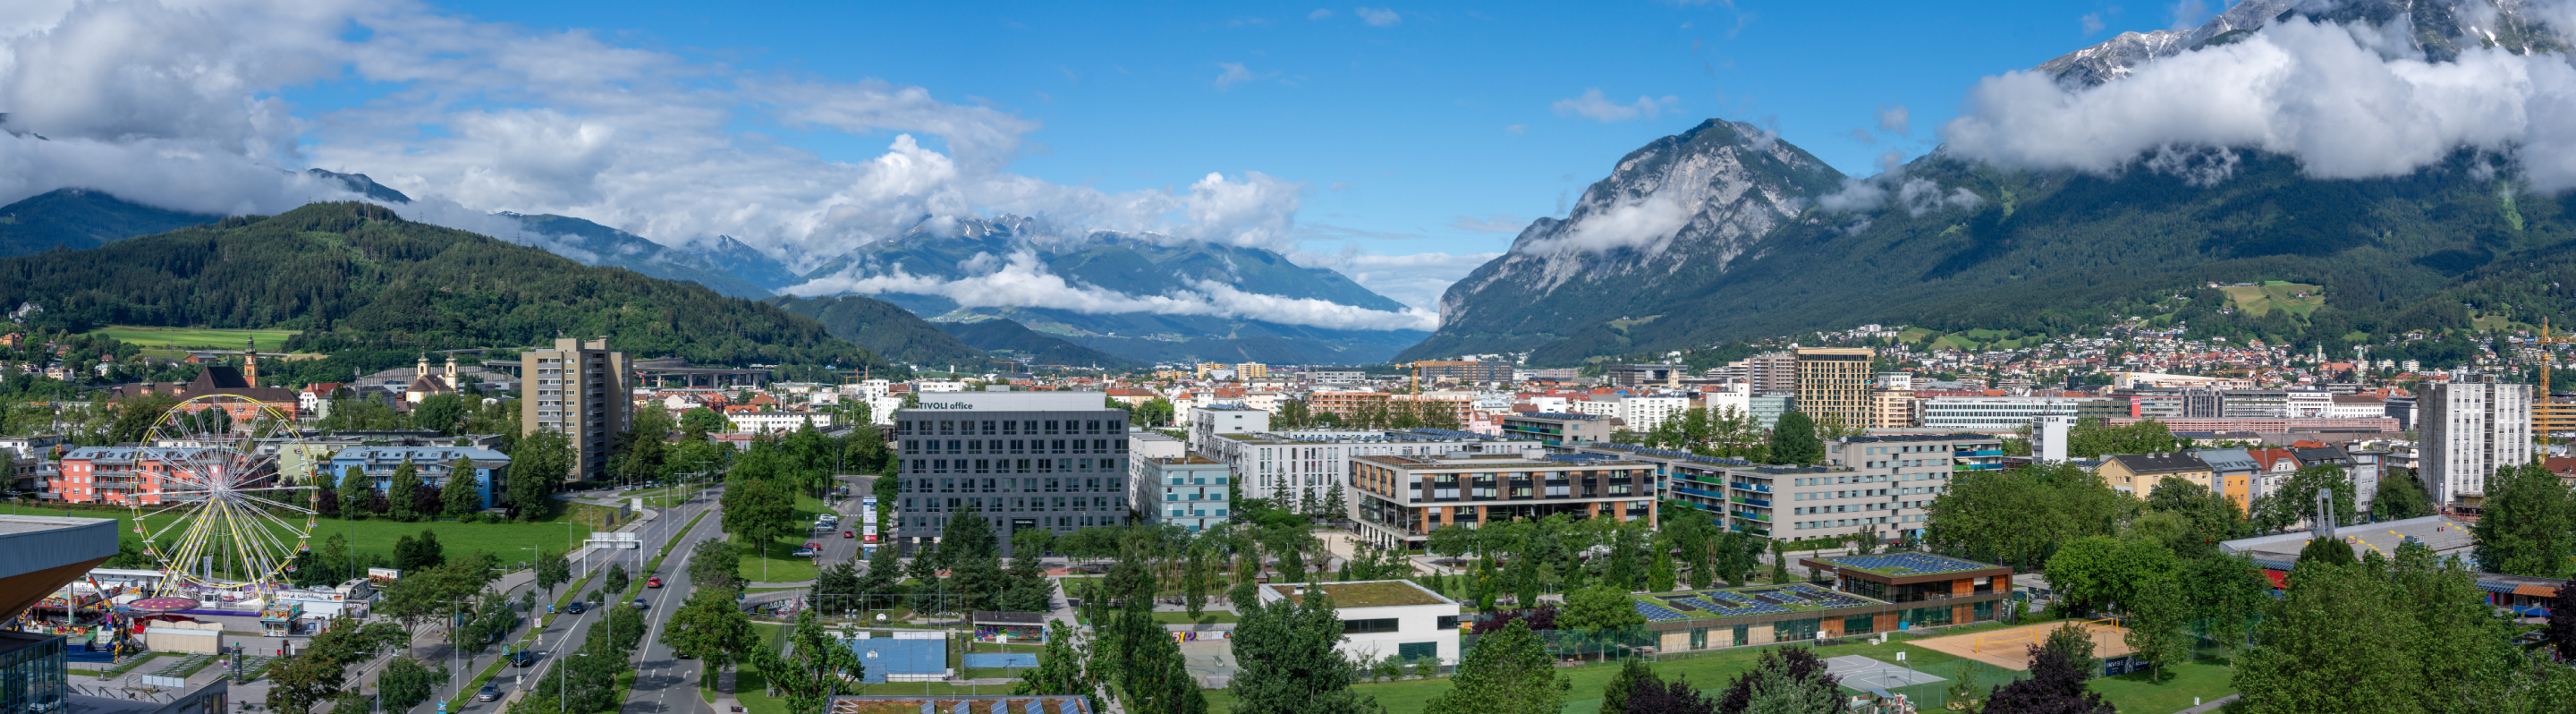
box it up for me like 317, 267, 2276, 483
731, 494, 840, 583
1152, 611, 1240, 625
85, 325, 301, 352
21, 506, 593, 572
1204, 625, 2233, 714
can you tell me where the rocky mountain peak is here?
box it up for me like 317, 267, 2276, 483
2038, 0, 2565, 87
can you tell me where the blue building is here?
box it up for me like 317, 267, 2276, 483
326, 446, 510, 510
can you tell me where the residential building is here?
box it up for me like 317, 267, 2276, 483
1131, 454, 1231, 532
54, 446, 272, 506
1498, 412, 1613, 448
1792, 348, 1874, 429
1607, 363, 1684, 388
1347, 453, 1656, 551
1571, 444, 1754, 524
1188, 404, 1272, 453
890, 389, 1131, 557
2190, 448, 2258, 511
1816, 433, 2003, 540
1411, 361, 1513, 386
520, 337, 632, 481
726, 412, 834, 434
1868, 389, 1916, 429
1618, 395, 1691, 433
2100, 417, 2399, 434
1739, 352, 1798, 394
0, 436, 62, 493
2095, 453, 2214, 497
1309, 391, 1393, 420
326, 446, 509, 510
2537, 395, 2576, 438
1914, 396, 2090, 432
1258, 580, 1461, 665
2421, 375, 2533, 506
1309, 369, 1366, 385
1204, 429, 1537, 511
2347, 448, 2388, 513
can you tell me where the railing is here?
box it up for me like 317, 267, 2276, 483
1729, 482, 1774, 493
1953, 449, 2005, 457
1730, 512, 1772, 523
1673, 486, 1724, 499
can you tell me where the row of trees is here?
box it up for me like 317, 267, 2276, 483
312, 462, 488, 522
1420, 508, 1782, 610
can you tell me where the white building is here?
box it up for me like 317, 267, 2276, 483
728, 412, 835, 434
1188, 404, 1272, 454
2420, 375, 2531, 506
1618, 395, 1691, 433
1131, 454, 1233, 532
1915, 396, 2090, 432
1309, 369, 1366, 385
1699, 382, 1752, 419
916, 380, 967, 393
1257, 580, 1461, 665
1202, 429, 1541, 510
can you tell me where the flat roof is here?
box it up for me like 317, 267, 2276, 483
1839, 433, 2000, 443
1814, 552, 2004, 578
1352, 454, 1647, 470
2221, 514, 2474, 562
1266, 579, 1450, 608
1631, 582, 1887, 622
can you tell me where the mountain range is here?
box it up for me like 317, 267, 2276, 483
1402, 0, 2576, 366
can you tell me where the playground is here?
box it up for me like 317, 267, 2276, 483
1906, 618, 2131, 670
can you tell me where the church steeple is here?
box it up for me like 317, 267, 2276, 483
444, 353, 461, 389
417, 353, 432, 380
242, 336, 259, 387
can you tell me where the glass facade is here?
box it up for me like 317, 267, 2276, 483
0, 633, 65, 713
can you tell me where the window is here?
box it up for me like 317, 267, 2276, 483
1343, 618, 1400, 634
1396, 642, 1437, 659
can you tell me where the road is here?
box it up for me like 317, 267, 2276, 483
619, 484, 730, 714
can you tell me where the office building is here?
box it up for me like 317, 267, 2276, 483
521, 337, 631, 481
1747, 394, 1793, 430
1739, 352, 1799, 394
1348, 453, 1656, 551
1309, 368, 1367, 385
1259, 581, 1462, 665
1792, 348, 1874, 429
2031, 415, 2073, 463
1188, 404, 1272, 453
1131, 454, 1232, 532
2218, 389, 2292, 419
1914, 396, 2091, 432
1412, 361, 1513, 386
1868, 389, 1916, 429
2122, 387, 2185, 419
890, 389, 1132, 557
1498, 412, 1614, 448
2422, 375, 2532, 506
1204, 429, 1537, 510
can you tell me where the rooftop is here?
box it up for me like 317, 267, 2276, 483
1814, 552, 2004, 577
1839, 433, 2001, 444
1629, 582, 1885, 622
1352, 454, 1645, 470
1508, 412, 1608, 421
1266, 579, 1451, 608
2221, 514, 2474, 562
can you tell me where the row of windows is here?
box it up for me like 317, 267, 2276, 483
904, 439, 1123, 455
906, 458, 1123, 475
902, 476, 1121, 493
904, 496, 1120, 512
901, 419, 1116, 436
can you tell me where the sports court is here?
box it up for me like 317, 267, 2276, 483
1823, 655, 1946, 692
845, 637, 948, 683
1906, 619, 2131, 670
964, 652, 1038, 667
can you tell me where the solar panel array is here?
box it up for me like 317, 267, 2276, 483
1684, 597, 1787, 616
1634, 599, 1690, 622
1829, 552, 1991, 575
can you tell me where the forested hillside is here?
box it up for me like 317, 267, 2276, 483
0, 202, 899, 372
763, 295, 988, 368
935, 319, 1139, 369
0, 189, 218, 258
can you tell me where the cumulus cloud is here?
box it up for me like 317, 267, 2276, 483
1876, 103, 1910, 134
1518, 192, 1694, 254
1214, 62, 1257, 89
1355, 7, 1400, 27
2080, 13, 2107, 35
1309, 8, 1333, 20
1290, 247, 1500, 310
1551, 89, 1682, 123
788, 250, 1438, 331
0, 0, 1439, 329
2167, 0, 2210, 31
1943, 15, 2576, 191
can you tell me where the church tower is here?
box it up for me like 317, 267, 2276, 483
444, 354, 462, 390
242, 336, 259, 387
417, 353, 432, 381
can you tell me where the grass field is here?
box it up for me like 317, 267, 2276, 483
735, 494, 837, 583
20, 505, 594, 572
85, 326, 301, 352
2217, 283, 2325, 318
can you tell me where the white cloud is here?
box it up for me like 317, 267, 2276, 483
1876, 103, 1910, 134
788, 250, 1438, 331
2167, 0, 2210, 31
1214, 62, 1257, 89
1517, 192, 1694, 254
1355, 7, 1400, 27
1940, 17, 2576, 191
2080, 13, 2107, 35
1290, 247, 1500, 310
1504, 123, 1527, 135
1309, 8, 1333, 20
1551, 89, 1681, 123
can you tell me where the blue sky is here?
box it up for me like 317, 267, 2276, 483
392, 0, 2210, 267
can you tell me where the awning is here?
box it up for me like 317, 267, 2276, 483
2510, 605, 2552, 617
2262, 570, 2289, 590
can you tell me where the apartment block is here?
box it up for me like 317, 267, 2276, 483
1498, 412, 1614, 448
1131, 454, 1232, 532
1792, 348, 1874, 429
1349, 453, 1657, 551
1411, 361, 1513, 386
1188, 404, 1271, 453
890, 390, 1133, 557
1203, 429, 1538, 511
1807, 433, 2003, 540
520, 337, 631, 481
2422, 375, 2532, 506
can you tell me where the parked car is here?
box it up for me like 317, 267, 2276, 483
476, 685, 499, 701
566, 601, 586, 615
792, 548, 818, 558
646, 576, 662, 589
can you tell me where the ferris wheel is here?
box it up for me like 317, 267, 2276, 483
130, 395, 318, 593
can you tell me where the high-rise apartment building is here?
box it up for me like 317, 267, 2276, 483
890, 389, 1132, 557
521, 337, 631, 481
1792, 348, 1875, 429
2421, 375, 2532, 506
1740, 353, 1798, 394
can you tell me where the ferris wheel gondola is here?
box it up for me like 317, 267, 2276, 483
131, 395, 318, 595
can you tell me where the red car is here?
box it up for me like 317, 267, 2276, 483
645, 576, 662, 589
843, 531, 855, 539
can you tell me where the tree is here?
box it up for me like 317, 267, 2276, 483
441, 456, 482, 517
1980, 641, 2114, 714
2372, 467, 2435, 521
719, 476, 796, 572
2471, 462, 2576, 578
662, 588, 758, 679
1014, 620, 1095, 697
1423, 619, 1567, 714
2064, 418, 2181, 459
413, 393, 471, 435
604, 563, 629, 595
2122, 571, 2190, 683
1647, 549, 1678, 592
1560, 585, 1646, 658
1599, 657, 1658, 714
1925, 463, 2135, 571
386, 459, 424, 522
2295, 534, 2357, 568
1713, 646, 1840, 714
335, 465, 374, 518
854, 542, 903, 610
264, 650, 345, 714
392, 529, 445, 572
1767, 411, 1822, 464
680, 408, 728, 439
1231, 585, 1377, 714
377, 658, 444, 710
2546, 579, 2576, 660
510, 429, 573, 520
534, 546, 571, 599
2143, 476, 2249, 557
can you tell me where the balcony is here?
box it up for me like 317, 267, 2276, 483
1730, 512, 1772, 523
1953, 449, 2005, 457
1728, 482, 1773, 493
1727, 496, 1771, 508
